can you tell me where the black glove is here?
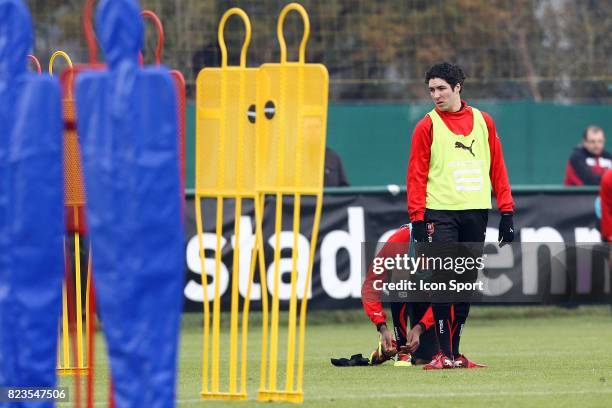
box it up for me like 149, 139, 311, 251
330, 353, 370, 367
498, 212, 514, 247
412, 221, 427, 242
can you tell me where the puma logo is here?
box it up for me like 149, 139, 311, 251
455, 140, 475, 157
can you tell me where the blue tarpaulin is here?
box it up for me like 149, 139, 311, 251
75, 0, 184, 406
0, 0, 64, 403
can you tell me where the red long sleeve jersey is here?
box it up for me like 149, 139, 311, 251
407, 101, 514, 222
361, 225, 434, 330
600, 170, 612, 242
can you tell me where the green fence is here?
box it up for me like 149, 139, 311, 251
185, 185, 599, 198
185, 101, 612, 188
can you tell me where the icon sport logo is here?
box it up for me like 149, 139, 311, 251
454, 140, 475, 157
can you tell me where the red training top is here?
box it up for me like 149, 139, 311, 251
564, 145, 612, 186
361, 225, 434, 330
407, 100, 514, 222
600, 170, 612, 242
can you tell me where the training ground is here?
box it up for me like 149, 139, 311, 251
59, 306, 612, 407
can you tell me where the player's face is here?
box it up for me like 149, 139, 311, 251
428, 78, 461, 112
584, 130, 605, 156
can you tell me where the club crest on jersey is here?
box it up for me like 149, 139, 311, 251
455, 140, 475, 157
426, 222, 435, 236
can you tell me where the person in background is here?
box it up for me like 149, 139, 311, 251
324, 147, 350, 187
564, 126, 612, 186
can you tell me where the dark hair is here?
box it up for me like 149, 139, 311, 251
425, 62, 466, 92
583, 125, 604, 140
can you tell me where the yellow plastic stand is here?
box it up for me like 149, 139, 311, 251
255, 3, 329, 403
195, 8, 265, 401
49, 51, 92, 377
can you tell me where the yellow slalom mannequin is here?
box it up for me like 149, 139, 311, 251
49, 51, 92, 376
256, 3, 329, 403
195, 8, 266, 400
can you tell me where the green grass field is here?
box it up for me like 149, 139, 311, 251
60, 306, 612, 407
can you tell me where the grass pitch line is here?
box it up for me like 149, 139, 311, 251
169, 388, 612, 405
305, 389, 612, 400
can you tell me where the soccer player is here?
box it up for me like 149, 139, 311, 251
361, 225, 438, 366
600, 171, 612, 312
599, 170, 612, 242
407, 62, 515, 369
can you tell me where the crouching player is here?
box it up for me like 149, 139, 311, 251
361, 224, 439, 366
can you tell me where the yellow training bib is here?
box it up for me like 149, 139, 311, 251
425, 108, 492, 210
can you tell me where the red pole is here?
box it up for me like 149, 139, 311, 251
27, 55, 42, 74
141, 10, 165, 65
83, 0, 98, 64
86, 275, 96, 408
66, 243, 81, 408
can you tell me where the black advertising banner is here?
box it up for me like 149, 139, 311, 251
182, 190, 608, 312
